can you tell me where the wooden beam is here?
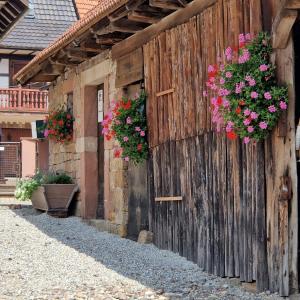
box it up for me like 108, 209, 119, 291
49, 57, 79, 67
41, 62, 65, 75
155, 196, 183, 202
149, 0, 184, 10
108, 5, 128, 22
96, 35, 124, 45
272, 7, 297, 49
126, 0, 146, 10
177, 0, 188, 6
112, 0, 217, 59
156, 88, 174, 97
128, 10, 163, 24
115, 47, 143, 88
66, 49, 89, 60
284, 0, 300, 9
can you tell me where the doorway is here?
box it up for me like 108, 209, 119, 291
97, 84, 105, 218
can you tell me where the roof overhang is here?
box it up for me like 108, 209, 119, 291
0, 0, 28, 39
15, 0, 216, 85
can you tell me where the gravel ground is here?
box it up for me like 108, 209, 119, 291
0, 205, 283, 300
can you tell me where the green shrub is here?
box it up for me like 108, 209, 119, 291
41, 172, 73, 184
15, 179, 40, 201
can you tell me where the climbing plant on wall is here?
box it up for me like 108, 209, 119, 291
205, 32, 288, 144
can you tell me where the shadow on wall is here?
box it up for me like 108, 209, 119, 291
13, 206, 207, 294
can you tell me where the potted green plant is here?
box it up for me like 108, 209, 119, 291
16, 171, 78, 217
41, 172, 78, 217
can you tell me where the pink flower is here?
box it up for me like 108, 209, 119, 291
102, 127, 109, 135
226, 125, 233, 132
243, 118, 251, 126
44, 129, 49, 138
208, 65, 215, 73
115, 120, 121, 125
123, 136, 129, 142
140, 131, 145, 137
268, 105, 277, 113
249, 79, 256, 87
225, 47, 232, 56
220, 64, 225, 71
279, 101, 287, 110
223, 99, 230, 108
239, 33, 245, 44
244, 109, 251, 116
126, 117, 132, 124
245, 75, 252, 81
107, 111, 113, 120
235, 86, 242, 94
247, 126, 254, 133
225, 72, 232, 78
124, 157, 129, 162
251, 91, 258, 99
220, 78, 225, 85
250, 112, 258, 119
259, 121, 268, 129
218, 88, 230, 96
264, 92, 272, 100
243, 137, 250, 144
245, 33, 252, 41
259, 64, 269, 72
135, 127, 141, 132
226, 121, 234, 132
203, 90, 208, 97
238, 49, 250, 64
225, 47, 232, 60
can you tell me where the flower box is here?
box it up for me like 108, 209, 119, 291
31, 184, 79, 217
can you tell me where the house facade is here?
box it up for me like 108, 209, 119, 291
0, 0, 80, 182
15, 0, 300, 297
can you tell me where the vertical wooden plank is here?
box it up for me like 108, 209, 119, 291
246, 144, 253, 282
255, 142, 269, 292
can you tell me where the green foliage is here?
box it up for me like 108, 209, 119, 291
207, 32, 288, 143
43, 105, 74, 144
41, 172, 73, 184
15, 178, 39, 201
15, 171, 73, 201
102, 91, 148, 164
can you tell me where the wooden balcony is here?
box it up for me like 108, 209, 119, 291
0, 87, 48, 113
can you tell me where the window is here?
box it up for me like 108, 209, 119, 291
0, 59, 9, 88
67, 92, 73, 115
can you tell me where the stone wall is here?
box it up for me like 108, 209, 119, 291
47, 51, 138, 236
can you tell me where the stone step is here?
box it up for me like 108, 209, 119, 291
0, 191, 15, 196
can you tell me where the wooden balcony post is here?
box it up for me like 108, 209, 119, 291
17, 85, 22, 108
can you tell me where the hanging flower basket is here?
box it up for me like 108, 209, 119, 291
42, 106, 74, 144
101, 92, 148, 164
205, 32, 288, 144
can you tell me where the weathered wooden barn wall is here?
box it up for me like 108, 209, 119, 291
144, 0, 297, 296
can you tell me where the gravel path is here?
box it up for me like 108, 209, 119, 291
0, 205, 283, 300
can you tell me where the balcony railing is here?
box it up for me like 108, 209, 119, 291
0, 87, 48, 113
